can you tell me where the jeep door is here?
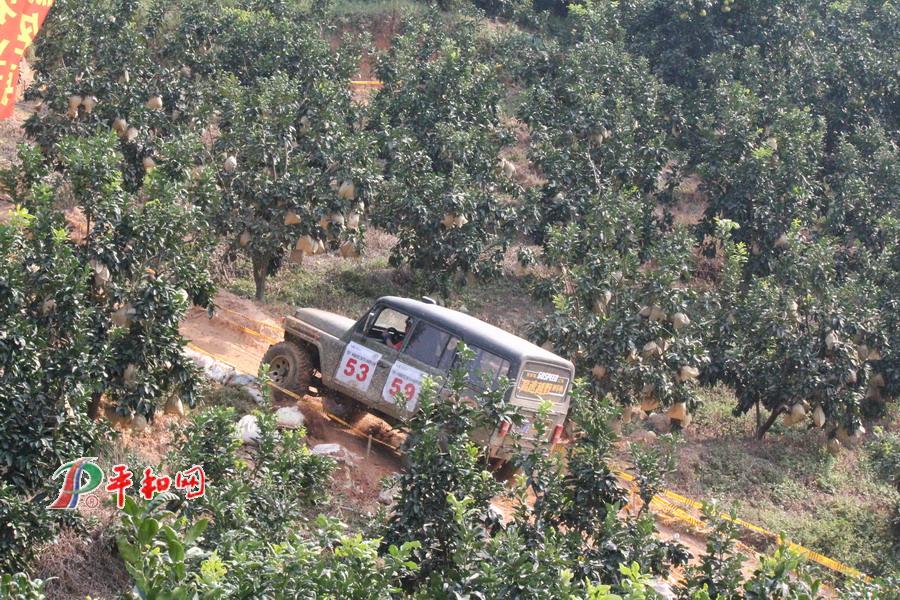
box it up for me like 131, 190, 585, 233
384, 320, 458, 419
332, 304, 412, 419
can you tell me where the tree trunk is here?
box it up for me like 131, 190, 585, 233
252, 254, 268, 302
755, 401, 761, 431
88, 391, 102, 420
756, 404, 787, 439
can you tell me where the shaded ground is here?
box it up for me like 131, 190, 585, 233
0, 60, 32, 170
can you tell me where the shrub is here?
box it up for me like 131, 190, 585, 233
0, 572, 47, 600
167, 381, 334, 541
115, 497, 419, 599
866, 428, 900, 490
384, 345, 510, 578
679, 504, 746, 599
0, 484, 58, 574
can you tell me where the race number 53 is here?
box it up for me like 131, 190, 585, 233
335, 342, 381, 392
342, 357, 370, 382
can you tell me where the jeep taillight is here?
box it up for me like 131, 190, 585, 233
550, 423, 564, 445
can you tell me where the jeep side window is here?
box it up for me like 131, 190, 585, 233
403, 322, 458, 368
366, 307, 411, 350
451, 346, 510, 391
470, 349, 510, 390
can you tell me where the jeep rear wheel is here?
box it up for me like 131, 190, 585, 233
262, 341, 313, 401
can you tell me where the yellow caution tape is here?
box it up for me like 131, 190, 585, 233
211, 304, 284, 332
614, 469, 869, 581
216, 315, 282, 346
199, 304, 284, 345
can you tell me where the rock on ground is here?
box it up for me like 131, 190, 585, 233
275, 406, 305, 429
646, 412, 671, 434
164, 397, 185, 417
237, 414, 260, 444
310, 443, 360, 465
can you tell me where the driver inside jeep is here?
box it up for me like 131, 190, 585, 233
382, 317, 411, 350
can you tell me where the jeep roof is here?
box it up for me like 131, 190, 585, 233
355, 296, 574, 371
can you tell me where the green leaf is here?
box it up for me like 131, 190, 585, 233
116, 536, 140, 564
138, 517, 160, 546
167, 538, 185, 563
184, 518, 209, 545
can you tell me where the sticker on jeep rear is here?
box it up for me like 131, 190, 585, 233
516, 369, 569, 402
335, 342, 382, 392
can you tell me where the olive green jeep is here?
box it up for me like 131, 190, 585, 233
262, 296, 574, 458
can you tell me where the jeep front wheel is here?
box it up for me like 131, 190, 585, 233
262, 341, 313, 401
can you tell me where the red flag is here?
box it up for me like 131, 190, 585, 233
0, 0, 55, 119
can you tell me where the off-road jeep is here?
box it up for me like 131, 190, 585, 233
262, 296, 574, 458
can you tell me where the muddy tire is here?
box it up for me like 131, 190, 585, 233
262, 341, 313, 401
322, 394, 366, 423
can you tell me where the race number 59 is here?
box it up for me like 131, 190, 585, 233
383, 361, 426, 412
388, 377, 418, 402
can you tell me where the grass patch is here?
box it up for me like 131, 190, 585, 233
663, 385, 900, 577
200, 385, 260, 416
746, 498, 897, 578
224, 230, 544, 336
228, 253, 411, 320
329, 0, 424, 18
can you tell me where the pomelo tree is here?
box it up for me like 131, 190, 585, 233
683, 83, 826, 274
517, 0, 677, 240
709, 221, 892, 443
528, 189, 707, 425
2, 135, 216, 425
369, 15, 518, 294
25, 0, 210, 191
214, 67, 380, 301
823, 125, 900, 251
0, 203, 106, 489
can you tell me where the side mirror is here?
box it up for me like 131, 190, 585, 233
363, 311, 376, 333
